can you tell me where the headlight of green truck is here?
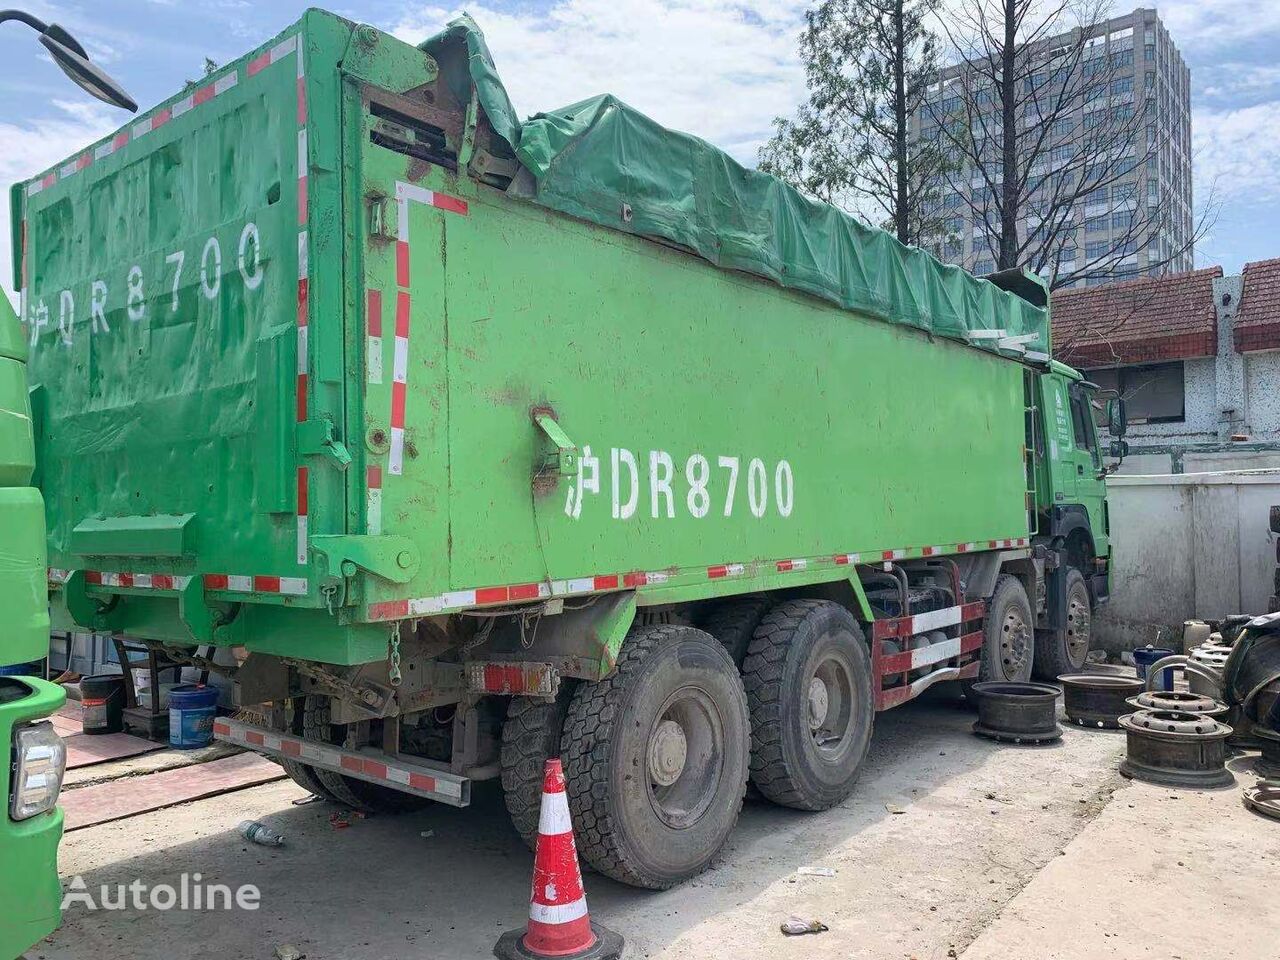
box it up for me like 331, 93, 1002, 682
0, 677, 67, 957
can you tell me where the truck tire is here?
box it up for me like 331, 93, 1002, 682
561, 625, 749, 890
501, 686, 575, 849
698, 596, 773, 665
297, 696, 371, 809
1033, 567, 1091, 680
278, 698, 343, 803
299, 696, 425, 813
964, 575, 1034, 699
742, 599, 874, 811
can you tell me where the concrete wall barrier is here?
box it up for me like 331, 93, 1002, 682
1095, 469, 1280, 653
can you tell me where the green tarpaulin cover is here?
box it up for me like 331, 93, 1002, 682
421, 17, 1050, 360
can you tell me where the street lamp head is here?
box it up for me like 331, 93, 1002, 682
0, 10, 137, 112
38, 25, 138, 112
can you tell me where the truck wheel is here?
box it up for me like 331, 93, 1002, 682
501, 687, 575, 849
561, 625, 749, 890
279, 699, 343, 803
1033, 567, 1091, 680
698, 596, 773, 665
300, 696, 374, 810
965, 575, 1034, 698
742, 599, 874, 811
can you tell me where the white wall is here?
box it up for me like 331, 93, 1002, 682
1094, 469, 1280, 652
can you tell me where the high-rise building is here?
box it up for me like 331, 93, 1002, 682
912, 7, 1193, 287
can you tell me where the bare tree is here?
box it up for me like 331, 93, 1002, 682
760, 0, 949, 246
922, 0, 1212, 288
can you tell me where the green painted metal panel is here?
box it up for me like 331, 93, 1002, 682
356, 156, 1029, 617
18, 14, 348, 606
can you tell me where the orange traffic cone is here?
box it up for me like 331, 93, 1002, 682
494, 758, 624, 960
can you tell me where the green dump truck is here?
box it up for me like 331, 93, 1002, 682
14, 12, 1116, 889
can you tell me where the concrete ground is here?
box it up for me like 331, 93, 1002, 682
35, 687, 1278, 960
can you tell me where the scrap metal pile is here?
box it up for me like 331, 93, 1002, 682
968, 612, 1280, 820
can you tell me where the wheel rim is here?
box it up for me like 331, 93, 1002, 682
646, 685, 724, 829
808, 653, 855, 761
1065, 589, 1091, 665
1000, 606, 1032, 678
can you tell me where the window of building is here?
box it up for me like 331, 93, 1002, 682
1114, 182, 1138, 201
974, 259, 995, 275
943, 240, 963, 259
1144, 71, 1156, 89
1085, 215, 1109, 233
1085, 240, 1110, 259
1085, 187, 1108, 206
1085, 363, 1185, 424
1144, 43, 1155, 61
1112, 76, 1133, 97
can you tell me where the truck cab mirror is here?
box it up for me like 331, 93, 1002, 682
1108, 439, 1129, 459
1106, 398, 1127, 437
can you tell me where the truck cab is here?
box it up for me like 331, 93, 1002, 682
1024, 359, 1115, 678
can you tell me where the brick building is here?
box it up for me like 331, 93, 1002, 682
1052, 257, 1280, 473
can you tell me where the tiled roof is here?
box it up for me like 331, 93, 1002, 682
1050, 266, 1222, 366
1235, 256, 1280, 353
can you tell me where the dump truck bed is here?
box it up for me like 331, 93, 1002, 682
18, 11, 1034, 666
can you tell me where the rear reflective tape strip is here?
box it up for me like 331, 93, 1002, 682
296, 467, 308, 565
366, 465, 383, 536
297, 129, 309, 224
383, 183, 469, 478
366, 290, 383, 385
204, 575, 307, 596
214, 719, 460, 799
72, 571, 190, 591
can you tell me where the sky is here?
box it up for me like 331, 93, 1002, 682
1, 0, 1277, 303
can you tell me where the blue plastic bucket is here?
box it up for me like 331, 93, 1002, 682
0, 661, 41, 676
1133, 646, 1176, 691
168, 684, 219, 749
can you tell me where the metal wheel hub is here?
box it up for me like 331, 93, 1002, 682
1065, 593, 1091, 662
807, 652, 855, 757
646, 686, 724, 829
648, 719, 689, 787
1000, 608, 1031, 676
807, 676, 830, 730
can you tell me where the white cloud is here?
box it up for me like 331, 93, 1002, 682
0, 100, 118, 307
1193, 100, 1280, 205
1153, 0, 1280, 49
1199, 63, 1280, 103
391, 0, 808, 160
